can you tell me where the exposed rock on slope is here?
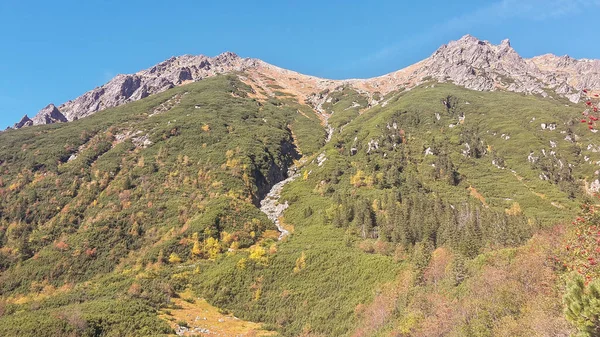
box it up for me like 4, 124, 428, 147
55, 52, 259, 122
414, 36, 544, 94
357, 35, 599, 102
14, 35, 600, 129
31, 104, 67, 125
528, 54, 600, 100
13, 115, 33, 128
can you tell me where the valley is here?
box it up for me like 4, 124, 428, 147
0, 35, 600, 336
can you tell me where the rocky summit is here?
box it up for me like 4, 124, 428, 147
356, 35, 600, 103
12, 35, 600, 129
13, 115, 33, 128
30, 104, 67, 126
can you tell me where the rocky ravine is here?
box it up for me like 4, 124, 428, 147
12, 35, 600, 129
259, 166, 300, 240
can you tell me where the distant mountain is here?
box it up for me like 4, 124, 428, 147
12, 35, 600, 129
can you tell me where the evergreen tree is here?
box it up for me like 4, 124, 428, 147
564, 276, 600, 337
449, 253, 468, 286
353, 197, 374, 239
412, 240, 434, 278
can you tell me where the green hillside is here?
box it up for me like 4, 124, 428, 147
0, 75, 598, 336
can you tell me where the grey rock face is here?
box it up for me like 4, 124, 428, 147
359, 35, 599, 104
415, 35, 549, 95
413, 35, 599, 102
528, 54, 600, 94
31, 104, 67, 125
13, 115, 33, 128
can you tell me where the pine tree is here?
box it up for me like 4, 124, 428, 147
331, 205, 344, 228
412, 240, 434, 278
156, 249, 165, 266
564, 276, 600, 336
448, 253, 467, 286
354, 198, 374, 239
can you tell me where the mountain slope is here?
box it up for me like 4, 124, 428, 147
195, 82, 593, 336
1, 35, 600, 337
0, 76, 326, 336
1, 76, 598, 336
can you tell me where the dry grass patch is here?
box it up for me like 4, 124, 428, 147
160, 290, 275, 337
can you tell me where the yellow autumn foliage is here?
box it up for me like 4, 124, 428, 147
168, 253, 182, 264
204, 237, 221, 260
293, 252, 307, 273
249, 245, 268, 266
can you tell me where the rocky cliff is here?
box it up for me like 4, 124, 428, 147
31, 104, 67, 125
13, 35, 600, 129
358, 35, 599, 103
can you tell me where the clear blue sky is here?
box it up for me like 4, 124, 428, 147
1, 0, 599, 128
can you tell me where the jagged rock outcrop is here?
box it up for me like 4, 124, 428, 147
415, 36, 544, 94
11, 105, 66, 129
31, 104, 67, 125
13, 115, 33, 128
359, 35, 599, 103
54, 52, 258, 122
528, 54, 600, 96
13, 35, 600, 129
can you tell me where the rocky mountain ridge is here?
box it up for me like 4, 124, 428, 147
12, 35, 600, 129
355, 35, 599, 103
12, 52, 259, 129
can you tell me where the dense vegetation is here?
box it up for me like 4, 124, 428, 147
1, 76, 599, 336
0, 75, 323, 336
193, 83, 598, 336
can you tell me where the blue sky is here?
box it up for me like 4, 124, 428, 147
1, 0, 599, 129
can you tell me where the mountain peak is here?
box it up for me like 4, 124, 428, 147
31, 103, 67, 126
395, 35, 567, 99
213, 51, 244, 65
500, 38, 511, 47
449, 35, 512, 51
17, 51, 260, 126
457, 34, 480, 43
13, 114, 33, 129
217, 51, 240, 59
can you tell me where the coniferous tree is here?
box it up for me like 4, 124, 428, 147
564, 276, 600, 337
354, 197, 374, 239
449, 253, 467, 286
412, 240, 434, 278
